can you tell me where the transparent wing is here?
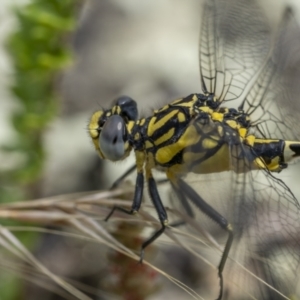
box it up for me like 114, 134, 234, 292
241, 8, 300, 140
199, 0, 270, 103
164, 2, 300, 299
175, 133, 300, 299
224, 147, 300, 299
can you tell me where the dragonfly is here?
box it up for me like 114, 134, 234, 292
88, 0, 300, 299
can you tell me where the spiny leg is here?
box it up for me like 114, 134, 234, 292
104, 171, 144, 221
169, 181, 195, 227
104, 151, 168, 263
171, 181, 195, 218
105, 151, 145, 221
172, 176, 233, 300
140, 170, 168, 262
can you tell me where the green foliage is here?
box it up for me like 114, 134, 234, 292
0, 0, 79, 299
0, 275, 22, 300
3, 0, 77, 188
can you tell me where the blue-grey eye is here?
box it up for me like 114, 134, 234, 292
99, 115, 126, 161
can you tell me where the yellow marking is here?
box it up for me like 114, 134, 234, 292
254, 157, 267, 169
175, 102, 194, 108
251, 138, 299, 171
239, 128, 247, 138
172, 96, 196, 108
217, 125, 224, 136
106, 111, 111, 117
177, 112, 186, 122
126, 121, 135, 134
147, 116, 157, 136
266, 157, 281, 172
134, 132, 140, 140
154, 128, 175, 146
202, 138, 218, 149
155, 125, 200, 165
254, 138, 278, 144
171, 98, 183, 104
124, 141, 130, 152
199, 106, 213, 114
89, 127, 105, 159
155, 104, 169, 113
112, 105, 121, 115
245, 135, 256, 146
145, 140, 153, 149
88, 111, 103, 138
211, 112, 224, 122
89, 128, 99, 139
139, 118, 146, 126
226, 120, 239, 129
252, 136, 280, 147
147, 109, 178, 137
162, 104, 170, 109
135, 150, 145, 172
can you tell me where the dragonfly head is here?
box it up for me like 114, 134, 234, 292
88, 96, 138, 161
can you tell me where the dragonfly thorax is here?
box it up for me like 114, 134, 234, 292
88, 93, 297, 177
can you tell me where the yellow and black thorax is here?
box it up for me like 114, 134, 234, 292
88, 94, 299, 176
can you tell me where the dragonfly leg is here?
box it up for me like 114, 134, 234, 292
167, 181, 195, 227
105, 171, 144, 221
172, 176, 233, 300
171, 181, 195, 218
140, 171, 168, 263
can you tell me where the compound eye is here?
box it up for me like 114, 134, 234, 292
115, 96, 138, 121
99, 115, 126, 161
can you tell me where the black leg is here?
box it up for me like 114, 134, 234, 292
171, 181, 195, 218
156, 178, 169, 185
139, 173, 168, 262
175, 177, 233, 300
166, 181, 195, 228
140, 223, 166, 262
105, 171, 144, 221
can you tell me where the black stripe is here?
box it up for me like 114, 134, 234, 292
290, 143, 300, 157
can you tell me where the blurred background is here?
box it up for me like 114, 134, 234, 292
1, 0, 300, 299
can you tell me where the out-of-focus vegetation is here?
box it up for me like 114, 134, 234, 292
0, 2, 167, 299
0, 0, 78, 299
1, 0, 76, 201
